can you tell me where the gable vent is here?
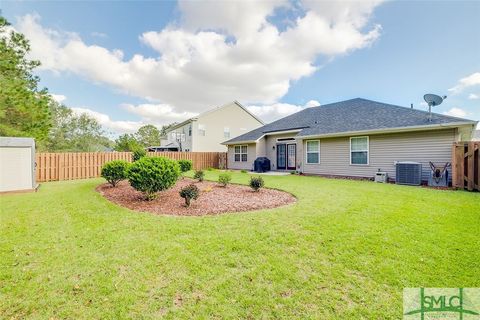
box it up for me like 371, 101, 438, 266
396, 162, 422, 185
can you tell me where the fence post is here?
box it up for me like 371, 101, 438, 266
452, 143, 457, 188
467, 142, 475, 191
477, 142, 480, 190
477, 142, 480, 191
58, 153, 63, 181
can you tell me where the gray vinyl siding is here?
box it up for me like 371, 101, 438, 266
299, 129, 457, 181
256, 137, 267, 157
265, 133, 298, 171
227, 143, 256, 170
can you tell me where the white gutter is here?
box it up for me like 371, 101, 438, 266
296, 121, 477, 139
166, 118, 196, 132
222, 129, 302, 145
262, 129, 303, 135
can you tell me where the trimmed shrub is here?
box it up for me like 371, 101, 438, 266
240, 169, 247, 173
218, 173, 231, 187
127, 157, 180, 200
249, 176, 264, 192
193, 170, 204, 182
132, 148, 147, 162
178, 159, 193, 173
179, 184, 199, 207
101, 160, 129, 187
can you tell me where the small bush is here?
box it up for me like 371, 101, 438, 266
249, 176, 264, 192
127, 157, 180, 200
178, 160, 193, 173
179, 184, 199, 207
218, 173, 231, 187
240, 169, 247, 173
193, 170, 204, 182
101, 160, 129, 187
132, 148, 147, 162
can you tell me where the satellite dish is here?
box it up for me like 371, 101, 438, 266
424, 94, 446, 107
423, 94, 447, 121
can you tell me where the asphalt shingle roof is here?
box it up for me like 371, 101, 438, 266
224, 98, 476, 144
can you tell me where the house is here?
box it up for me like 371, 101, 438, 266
147, 142, 180, 152
473, 130, 480, 141
164, 101, 264, 152
223, 98, 478, 181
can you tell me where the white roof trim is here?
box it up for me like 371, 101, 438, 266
166, 119, 195, 132
297, 122, 477, 139
166, 100, 264, 133
222, 129, 302, 145
232, 101, 265, 125
262, 129, 302, 135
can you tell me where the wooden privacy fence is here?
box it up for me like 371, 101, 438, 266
36, 152, 227, 182
452, 141, 479, 191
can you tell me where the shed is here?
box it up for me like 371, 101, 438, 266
0, 137, 37, 193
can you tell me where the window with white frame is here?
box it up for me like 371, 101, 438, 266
224, 127, 230, 139
350, 136, 369, 165
234, 145, 248, 162
198, 124, 206, 136
306, 140, 320, 164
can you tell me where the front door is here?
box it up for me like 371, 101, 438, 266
287, 144, 296, 170
277, 144, 286, 170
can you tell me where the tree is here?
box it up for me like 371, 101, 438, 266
0, 16, 52, 141
160, 122, 178, 136
39, 102, 113, 152
135, 124, 161, 147
114, 134, 141, 151
71, 113, 112, 151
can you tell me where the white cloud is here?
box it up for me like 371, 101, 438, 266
122, 103, 197, 123
50, 94, 67, 103
468, 93, 479, 100
443, 107, 468, 118
71, 107, 143, 134
69, 102, 199, 135
247, 100, 320, 123
16, 3, 383, 113
449, 72, 480, 94
305, 100, 321, 108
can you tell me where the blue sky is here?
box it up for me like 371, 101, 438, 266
2, 1, 479, 135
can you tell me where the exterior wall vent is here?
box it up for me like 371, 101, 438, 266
395, 162, 422, 185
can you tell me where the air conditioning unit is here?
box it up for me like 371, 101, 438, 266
374, 171, 388, 183
395, 162, 422, 185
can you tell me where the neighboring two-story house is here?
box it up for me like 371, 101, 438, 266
163, 101, 264, 152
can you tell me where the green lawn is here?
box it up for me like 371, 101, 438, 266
1, 171, 479, 319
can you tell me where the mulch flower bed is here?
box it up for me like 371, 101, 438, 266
96, 178, 296, 216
